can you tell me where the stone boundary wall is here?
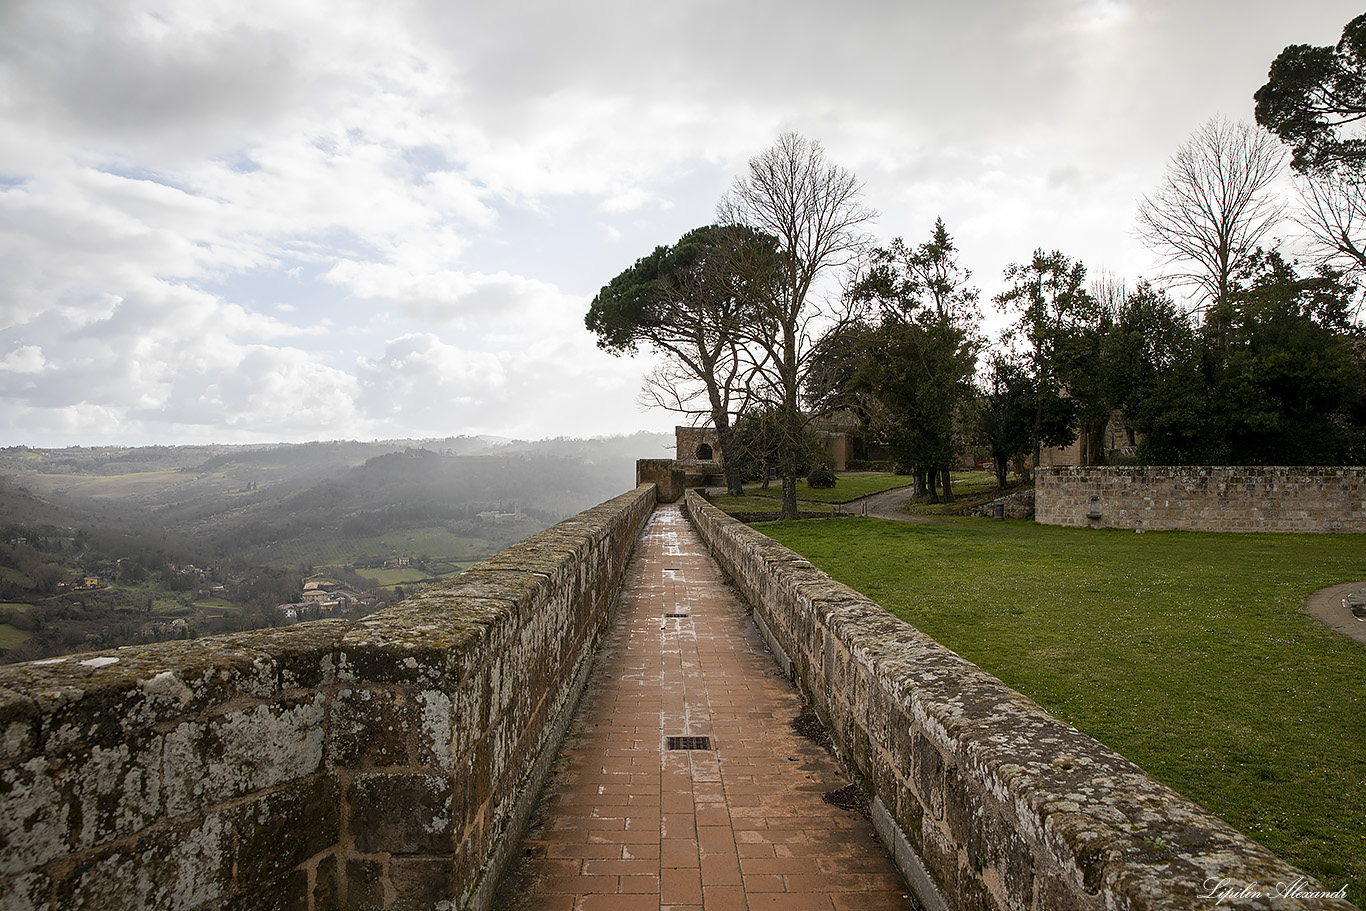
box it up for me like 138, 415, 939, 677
976, 487, 1035, 520
0, 484, 657, 911
684, 490, 1355, 911
1036, 466, 1366, 532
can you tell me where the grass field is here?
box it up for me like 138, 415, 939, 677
760, 516, 1366, 903
708, 472, 917, 515
0, 567, 32, 587
0, 623, 32, 650
353, 565, 472, 586
25, 470, 191, 499
704, 494, 835, 516
741, 473, 917, 504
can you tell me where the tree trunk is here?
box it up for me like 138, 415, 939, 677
715, 417, 743, 496
781, 473, 798, 520
940, 468, 954, 502
779, 324, 801, 521
706, 379, 744, 497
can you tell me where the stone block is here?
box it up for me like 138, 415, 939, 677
0, 871, 48, 911
53, 812, 231, 911
232, 774, 339, 889
388, 856, 457, 910
217, 621, 349, 691
223, 869, 310, 911
0, 686, 37, 765
312, 853, 341, 909
346, 858, 387, 911
346, 773, 454, 855
1, 754, 70, 876
329, 688, 417, 768
161, 695, 326, 817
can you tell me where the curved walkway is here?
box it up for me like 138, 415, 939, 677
495, 504, 912, 910
1305, 580, 1366, 646
845, 487, 932, 523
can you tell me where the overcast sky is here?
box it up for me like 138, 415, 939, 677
0, 0, 1358, 448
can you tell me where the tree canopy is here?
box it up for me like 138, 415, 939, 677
1117, 252, 1365, 465
585, 224, 780, 495
1255, 13, 1366, 176
820, 220, 980, 500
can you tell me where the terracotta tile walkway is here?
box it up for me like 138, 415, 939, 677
496, 504, 912, 911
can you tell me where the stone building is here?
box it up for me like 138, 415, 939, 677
674, 412, 888, 472
674, 425, 721, 462
1036, 410, 1139, 468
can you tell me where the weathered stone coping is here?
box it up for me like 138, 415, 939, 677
684, 490, 1357, 911
0, 483, 656, 911
1037, 466, 1366, 533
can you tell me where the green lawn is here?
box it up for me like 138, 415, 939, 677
741, 472, 916, 504
760, 516, 1366, 903
703, 494, 834, 516
901, 471, 1025, 516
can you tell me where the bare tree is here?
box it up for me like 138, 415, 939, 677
717, 133, 876, 519
1294, 169, 1366, 280
1136, 117, 1287, 317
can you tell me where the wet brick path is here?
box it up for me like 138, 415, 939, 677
495, 504, 912, 911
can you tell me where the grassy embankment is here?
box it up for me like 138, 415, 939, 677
756, 514, 1366, 903
706, 473, 918, 515
708, 470, 1028, 518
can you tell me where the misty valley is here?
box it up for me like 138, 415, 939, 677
0, 432, 669, 663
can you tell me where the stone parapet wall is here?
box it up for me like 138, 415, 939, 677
636, 458, 717, 502
0, 484, 656, 911
636, 458, 686, 502
684, 490, 1354, 911
1036, 466, 1366, 532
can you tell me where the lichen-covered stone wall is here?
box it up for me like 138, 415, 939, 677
1036, 466, 1366, 532
684, 490, 1356, 911
0, 484, 656, 911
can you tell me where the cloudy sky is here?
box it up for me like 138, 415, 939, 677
0, 0, 1358, 447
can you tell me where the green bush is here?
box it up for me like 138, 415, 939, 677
806, 465, 837, 488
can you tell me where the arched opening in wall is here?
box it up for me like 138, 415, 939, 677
696, 444, 714, 460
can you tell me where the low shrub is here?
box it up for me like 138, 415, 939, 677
806, 466, 837, 488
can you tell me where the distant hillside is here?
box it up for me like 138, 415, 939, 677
0, 432, 668, 548
0, 432, 670, 663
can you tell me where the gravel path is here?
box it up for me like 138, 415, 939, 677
841, 486, 935, 522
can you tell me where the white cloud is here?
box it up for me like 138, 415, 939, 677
0, 0, 1360, 445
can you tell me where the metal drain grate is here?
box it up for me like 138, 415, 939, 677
664, 613, 690, 618
665, 735, 713, 751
